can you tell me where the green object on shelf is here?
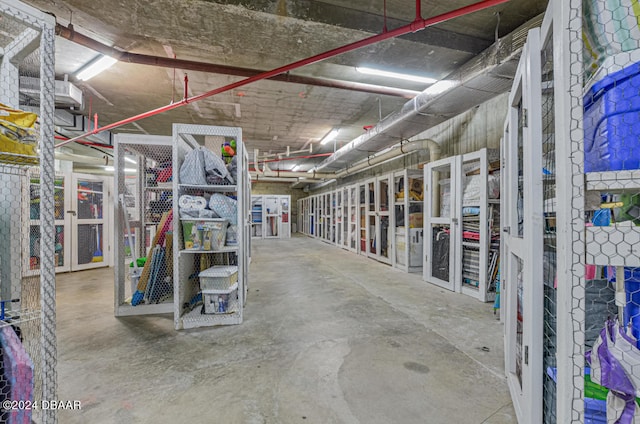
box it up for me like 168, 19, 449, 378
585, 373, 609, 401
130, 257, 146, 268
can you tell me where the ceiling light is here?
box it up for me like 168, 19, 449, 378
76, 55, 118, 81
356, 66, 437, 84
291, 165, 301, 172
124, 157, 137, 164
104, 165, 136, 173
320, 129, 339, 146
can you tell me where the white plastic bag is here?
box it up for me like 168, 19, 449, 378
180, 148, 207, 185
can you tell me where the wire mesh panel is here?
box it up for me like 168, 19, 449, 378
172, 124, 246, 330
540, 24, 559, 423
114, 135, 175, 317
0, 1, 56, 422
579, 0, 640, 420
553, 0, 640, 421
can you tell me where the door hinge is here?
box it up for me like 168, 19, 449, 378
521, 108, 528, 128
524, 345, 529, 365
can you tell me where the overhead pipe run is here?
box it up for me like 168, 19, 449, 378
249, 138, 440, 182
55, 0, 510, 149
56, 24, 417, 99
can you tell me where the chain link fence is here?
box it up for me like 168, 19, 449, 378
0, 0, 57, 422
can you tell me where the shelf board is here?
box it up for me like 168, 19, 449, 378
179, 246, 239, 254
181, 306, 241, 329
179, 218, 227, 222
146, 185, 173, 191
586, 170, 640, 192
178, 183, 237, 192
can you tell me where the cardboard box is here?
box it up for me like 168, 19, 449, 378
409, 212, 423, 228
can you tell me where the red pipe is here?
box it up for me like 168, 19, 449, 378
56, 24, 418, 99
416, 0, 422, 21
55, 0, 509, 148
54, 135, 114, 149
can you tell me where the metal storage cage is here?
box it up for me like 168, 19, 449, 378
114, 134, 175, 317
458, 148, 500, 302
251, 194, 291, 239
0, 0, 57, 422
424, 156, 460, 291
393, 169, 424, 273
502, 1, 640, 421
172, 124, 249, 330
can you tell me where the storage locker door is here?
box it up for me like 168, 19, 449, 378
502, 28, 544, 424
423, 156, 460, 291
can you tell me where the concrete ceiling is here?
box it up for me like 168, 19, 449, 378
23, 0, 547, 172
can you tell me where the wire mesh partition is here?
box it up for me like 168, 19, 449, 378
554, 0, 640, 421
540, 27, 558, 423
0, 0, 57, 422
114, 135, 175, 317
172, 124, 247, 330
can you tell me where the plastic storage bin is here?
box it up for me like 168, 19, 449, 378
199, 265, 238, 291
584, 60, 640, 172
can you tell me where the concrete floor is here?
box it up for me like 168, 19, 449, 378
56, 235, 516, 424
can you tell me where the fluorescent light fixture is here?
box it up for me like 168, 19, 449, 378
76, 55, 117, 81
307, 168, 315, 174
356, 66, 437, 84
423, 80, 457, 96
104, 165, 136, 173
124, 156, 137, 164
320, 129, 339, 146
291, 165, 301, 172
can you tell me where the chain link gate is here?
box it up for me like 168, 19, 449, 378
0, 0, 57, 422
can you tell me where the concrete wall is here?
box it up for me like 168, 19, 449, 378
310, 91, 509, 191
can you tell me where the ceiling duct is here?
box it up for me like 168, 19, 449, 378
314, 13, 542, 172
19, 76, 83, 107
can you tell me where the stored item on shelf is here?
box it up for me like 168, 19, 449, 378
209, 193, 237, 225
584, 59, 640, 172
182, 221, 203, 250
202, 293, 231, 314
182, 219, 227, 250
178, 195, 207, 210
132, 210, 173, 306
0, 324, 34, 423
0, 103, 38, 158
226, 224, 238, 245
179, 147, 207, 185
202, 147, 233, 184
409, 212, 423, 228
199, 265, 238, 291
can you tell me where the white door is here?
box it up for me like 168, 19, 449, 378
376, 175, 392, 264
25, 171, 72, 274
424, 156, 461, 291
502, 27, 543, 424
264, 195, 281, 238
279, 196, 290, 238
251, 195, 264, 238
70, 173, 111, 271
